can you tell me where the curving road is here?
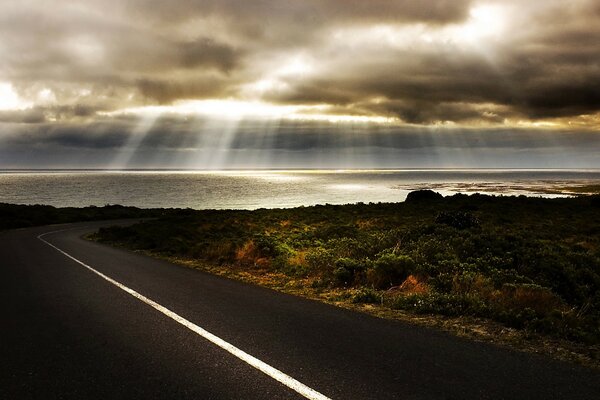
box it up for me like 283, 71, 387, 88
1, 221, 599, 399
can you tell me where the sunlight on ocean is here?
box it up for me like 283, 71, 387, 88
0, 169, 598, 209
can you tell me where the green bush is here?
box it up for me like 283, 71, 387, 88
253, 234, 284, 258
352, 288, 381, 304
305, 247, 335, 274
367, 253, 416, 289
435, 211, 480, 229
387, 292, 490, 316
89, 193, 600, 344
333, 258, 365, 286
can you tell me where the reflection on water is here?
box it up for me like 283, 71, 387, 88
0, 169, 598, 209
393, 180, 600, 197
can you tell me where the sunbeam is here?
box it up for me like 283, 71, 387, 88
102, 100, 398, 125
109, 114, 159, 169
200, 117, 243, 170
2, 0, 595, 170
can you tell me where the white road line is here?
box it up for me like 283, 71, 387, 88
38, 228, 331, 400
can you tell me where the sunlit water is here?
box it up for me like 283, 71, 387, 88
0, 170, 598, 209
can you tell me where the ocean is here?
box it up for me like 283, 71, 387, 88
0, 169, 598, 209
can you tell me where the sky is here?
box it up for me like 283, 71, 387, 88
0, 0, 599, 169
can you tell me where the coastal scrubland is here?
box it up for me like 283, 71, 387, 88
3, 193, 599, 364
0, 203, 160, 231
92, 192, 600, 361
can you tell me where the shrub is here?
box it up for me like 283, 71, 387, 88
235, 240, 259, 264
252, 234, 283, 258
366, 253, 416, 289
333, 257, 365, 286
386, 292, 490, 316
305, 247, 335, 274
89, 194, 600, 344
492, 283, 565, 315
193, 241, 234, 263
435, 211, 480, 229
352, 288, 381, 304
451, 270, 494, 297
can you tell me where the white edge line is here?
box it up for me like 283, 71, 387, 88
38, 228, 331, 400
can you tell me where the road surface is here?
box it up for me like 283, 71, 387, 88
1, 221, 598, 399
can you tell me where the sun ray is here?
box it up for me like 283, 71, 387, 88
109, 114, 159, 169
204, 117, 242, 170
101, 100, 398, 125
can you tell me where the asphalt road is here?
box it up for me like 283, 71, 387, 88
1, 220, 599, 399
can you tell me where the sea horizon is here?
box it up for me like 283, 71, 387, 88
2, 167, 600, 172
1, 168, 598, 210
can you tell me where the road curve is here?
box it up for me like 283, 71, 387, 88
1, 220, 598, 399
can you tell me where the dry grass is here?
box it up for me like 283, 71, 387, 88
394, 274, 431, 295
493, 284, 565, 314
287, 250, 307, 268
235, 240, 258, 264
201, 242, 234, 261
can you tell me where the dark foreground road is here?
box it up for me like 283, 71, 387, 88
1, 221, 598, 399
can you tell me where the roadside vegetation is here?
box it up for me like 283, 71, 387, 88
92, 191, 600, 360
0, 203, 161, 231
4, 195, 597, 364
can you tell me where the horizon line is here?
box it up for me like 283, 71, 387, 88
2, 167, 600, 172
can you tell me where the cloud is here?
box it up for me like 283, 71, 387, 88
257, 0, 600, 124
3, 117, 597, 151
0, 104, 104, 124
1, 118, 597, 168
122, 0, 473, 30
0, 109, 46, 124
0, 0, 598, 169
135, 76, 233, 104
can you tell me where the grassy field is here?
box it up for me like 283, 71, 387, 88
92, 191, 600, 363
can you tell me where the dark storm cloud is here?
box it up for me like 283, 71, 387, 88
258, 0, 600, 123
1, 0, 599, 124
178, 38, 240, 71
0, 0, 598, 169
265, 17, 600, 124
0, 1, 244, 115
2, 123, 129, 149
135, 76, 234, 104
265, 66, 516, 125
124, 0, 472, 28
0, 104, 105, 124
0, 109, 47, 124
0, 0, 470, 95
520, 82, 600, 119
